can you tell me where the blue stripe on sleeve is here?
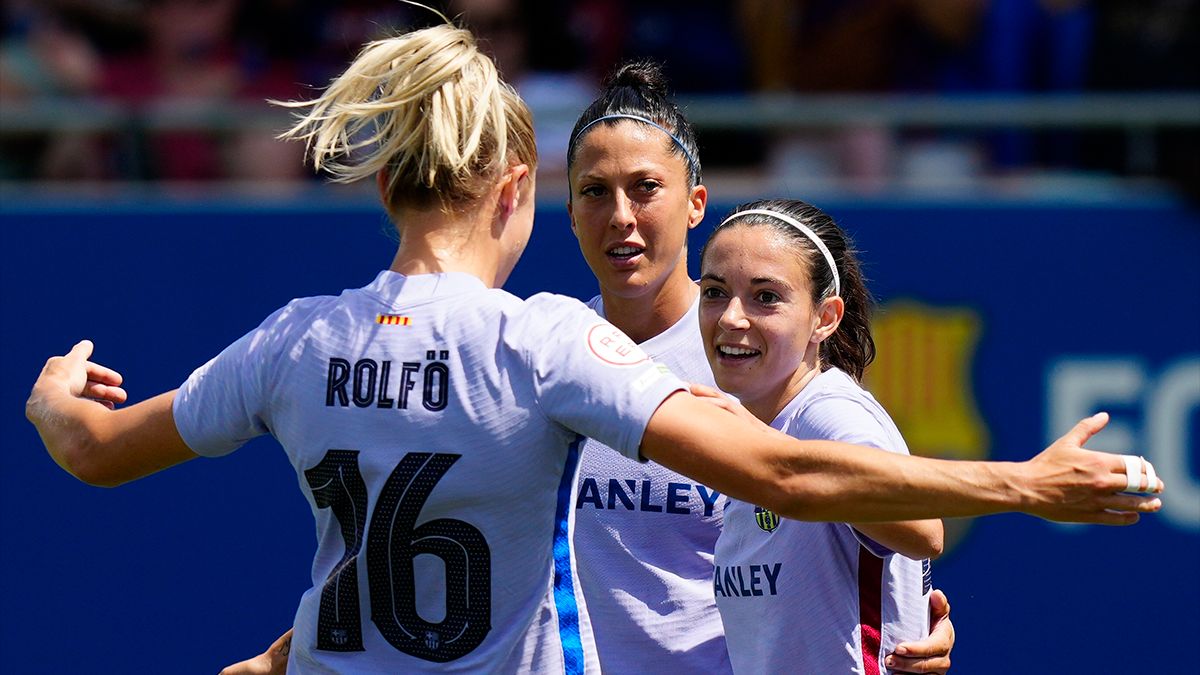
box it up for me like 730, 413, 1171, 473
552, 435, 586, 674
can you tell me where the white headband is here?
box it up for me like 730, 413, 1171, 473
719, 209, 841, 297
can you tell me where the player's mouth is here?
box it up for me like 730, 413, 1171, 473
715, 344, 760, 363
605, 243, 645, 268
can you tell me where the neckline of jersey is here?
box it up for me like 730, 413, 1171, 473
366, 269, 489, 304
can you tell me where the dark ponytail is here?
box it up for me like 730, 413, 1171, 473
700, 199, 876, 381
567, 60, 702, 187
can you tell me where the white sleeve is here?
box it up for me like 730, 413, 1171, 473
513, 294, 687, 461
799, 394, 911, 557
172, 306, 292, 457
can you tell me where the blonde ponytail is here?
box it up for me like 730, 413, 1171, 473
277, 23, 536, 210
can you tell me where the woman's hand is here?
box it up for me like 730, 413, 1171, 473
26, 341, 195, 486
29, 340, 127, 411
218, 629, 292, 675
688, 383, 760, 425
888, 588, 954, 674
1021, 413, 1163, 525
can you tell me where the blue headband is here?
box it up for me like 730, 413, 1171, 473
570, 114, 700, 181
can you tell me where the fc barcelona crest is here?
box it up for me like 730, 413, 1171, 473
754, 506, 780, 532
864, 300, 991, 555
865, 300, 989, 462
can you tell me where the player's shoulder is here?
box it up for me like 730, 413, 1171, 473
526, 291, 596, 314
252, 294, 340, 339
279, 293, 341, 319
500, 292, 647, 368
782, 369, 899, 447
220, 294, 341, 367
790, 368, 872, 412
504, 292, 604, 329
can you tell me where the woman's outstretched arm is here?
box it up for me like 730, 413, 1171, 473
642, 390, 1162, 525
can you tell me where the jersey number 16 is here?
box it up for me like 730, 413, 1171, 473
304, 449, 491, 662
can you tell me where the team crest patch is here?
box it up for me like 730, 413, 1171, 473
865, 301, 988, 461
754, 506, 780, 532
376, 314, 412, 326
585, 322, 649, 366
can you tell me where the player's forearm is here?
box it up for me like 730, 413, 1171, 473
756, 436, 1025, 522
27, 382, 114, 484
28, 388, 195, 487
643, 392, 1025, 522
851, 519, 945, 560
646, 393, 1160, 525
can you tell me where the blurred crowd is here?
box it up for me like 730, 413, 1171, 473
1, 0, 1197, 195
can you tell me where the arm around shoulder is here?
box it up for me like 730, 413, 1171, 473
641, 394, 1163, 524
641, 390, 1013, 522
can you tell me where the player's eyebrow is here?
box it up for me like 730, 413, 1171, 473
700, 273, 793, 289
575, 165, 666, 183
751, 276, 793, 289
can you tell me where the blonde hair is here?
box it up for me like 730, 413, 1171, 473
278, 23, 537, 211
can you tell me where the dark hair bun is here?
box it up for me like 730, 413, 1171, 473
605, 60, 669, 97
568, 57, 700, 186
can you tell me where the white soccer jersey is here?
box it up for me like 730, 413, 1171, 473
714, 368, 931, 675
173, 271, 687, 674
574, 294, 731, 673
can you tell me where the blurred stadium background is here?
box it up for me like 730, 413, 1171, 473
2, 1, 1196, 673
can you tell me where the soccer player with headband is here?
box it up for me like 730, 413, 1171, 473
696, 201, 1162, 673
27, 21, 1162, 675
563, 61, 955, 674
698, 200, 941, 673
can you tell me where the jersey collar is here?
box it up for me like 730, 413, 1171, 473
367, 269, 488, 302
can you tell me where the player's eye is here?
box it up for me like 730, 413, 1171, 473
637, 180, 661, 193
579, 184, 604, 198
756, 290, 781, 304
701, 286, 726, 299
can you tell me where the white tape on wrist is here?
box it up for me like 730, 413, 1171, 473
1122, 455, 1142, 493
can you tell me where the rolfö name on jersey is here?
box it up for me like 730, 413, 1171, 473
713, 562, 783, 598
325, 351, 451, 411
576, 477, 721, 517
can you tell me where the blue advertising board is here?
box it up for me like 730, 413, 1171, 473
1, 194, 1196, 673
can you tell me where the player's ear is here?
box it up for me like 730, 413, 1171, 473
687, 184, 707, 230
376, 168, 389, 200
497, 163, 529, 219
812, 296, 844, 343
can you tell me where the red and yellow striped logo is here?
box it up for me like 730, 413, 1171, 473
864, 300, 989, 556
376, 314, 412, 326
